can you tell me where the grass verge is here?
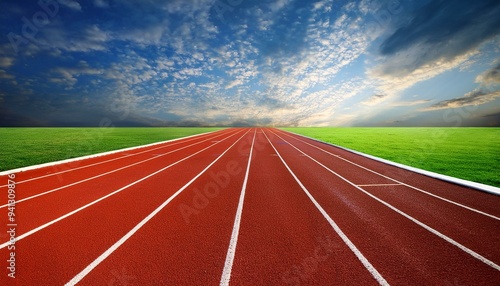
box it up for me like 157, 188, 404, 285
0, 127, 224, 172
282, 127, 500, 188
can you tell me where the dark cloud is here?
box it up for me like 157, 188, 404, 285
0, 107, 45, 126
362, 94, 388, 105
0, 89, 164, 127
371, 94, 386, 99
479, 112, 500, 126
423, 89, 500, 111
257, 96, 291, 110
476, 62, 500, 85
0, 107, 176, 127
476, 112, 500, 127
483, 112, 500, 118
379, 0, 500, 74
354, 109, 500, 127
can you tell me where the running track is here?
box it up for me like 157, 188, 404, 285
1, 128, 499, 285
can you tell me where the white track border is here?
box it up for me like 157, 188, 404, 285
0, 128, 226, 176
283, 130, 500, 196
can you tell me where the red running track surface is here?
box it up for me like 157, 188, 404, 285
0, 127, 498, 285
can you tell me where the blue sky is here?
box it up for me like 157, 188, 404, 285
0, 0, 499, 126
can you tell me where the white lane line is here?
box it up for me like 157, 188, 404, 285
262, 130, 389, 286
220, 129, 256, 286
0, 130, 244, 250
0, 130, 240, 209
66, 130, 251, 286
276, 130, 500, 221
0, 129, 231, 187
357, 184, 402, 187
270, 130, 500, 272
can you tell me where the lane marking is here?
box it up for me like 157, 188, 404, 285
270, 130, 500, 272
0, 130, 244, 250
262, 129, 389, 286
357, 184, 402, 187
276, 130, 500, 221
66, 130, 251, 286
0, 130, 241, 209
220, 129, 256, 286
0, 129, 232, 187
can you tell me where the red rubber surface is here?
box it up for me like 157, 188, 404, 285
0, 127, 498, 285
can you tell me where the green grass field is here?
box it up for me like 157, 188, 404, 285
282, 127, 500, 188
0, 127, 223, 172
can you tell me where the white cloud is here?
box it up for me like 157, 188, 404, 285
334, 14, 348, 28
0, 70, 15, 79
390, 100, 431, 107
120, 22, 167, 46
0, 57, 14, 68
269, 0, 291, 12
156, 58, 175, 70
179, 67, 202, 76
50, 65, 103, 87
299, 78, 372, 126
369, 49, 479, 96
312, 0, 330, 12
252, 10, 370, 115
225, 79, 243, 89
40, 23, 109, 52
368, 0, 500, 101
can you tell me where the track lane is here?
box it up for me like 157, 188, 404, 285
226, 129, 382, 285
220, 129, 257, 286
74, 130, 256, 285
356, 184, 500, 262
268, 128, 500, 285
